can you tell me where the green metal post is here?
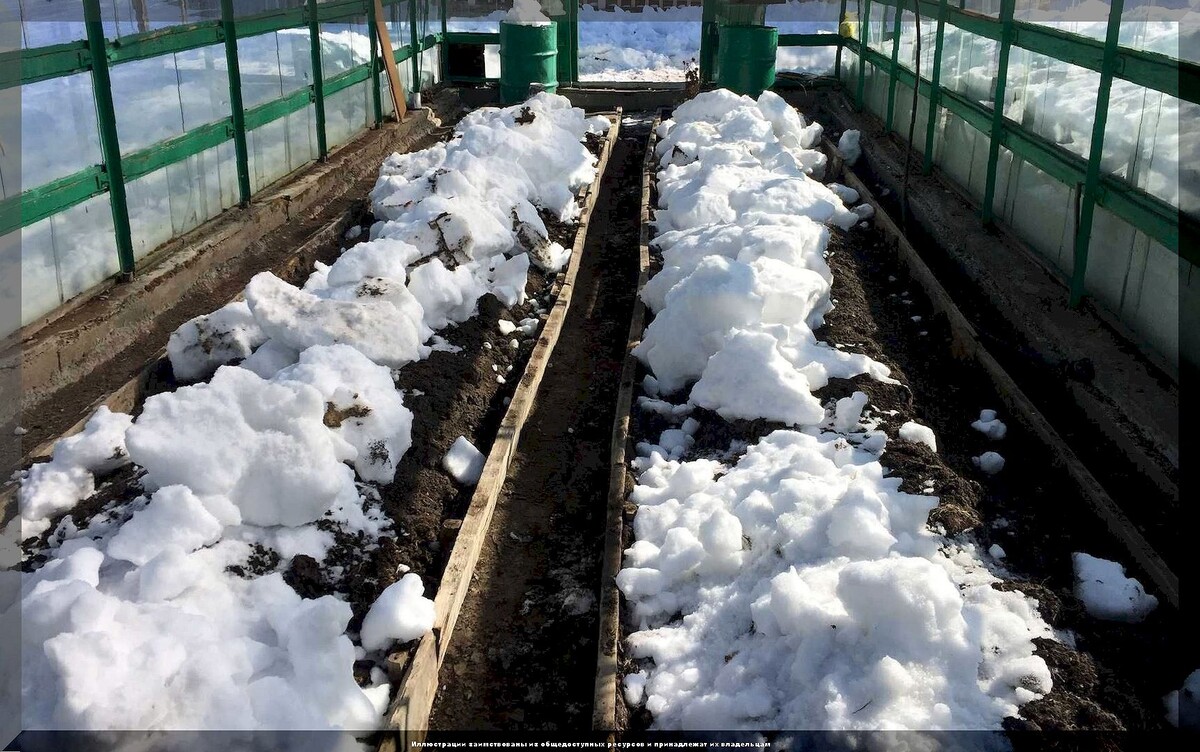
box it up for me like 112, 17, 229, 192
980, 0, 1015, 224
856, 0, 872, 110
1069, 0, 1124, 306
219, 0, 252, 203
368, 0, 382, 125
923, 0, 947, 174
410, 0, 420, 97
834, 0, 849, 81
701, 0, 720, 84
440, 0, 449, 82
885, 0, 903, 132
83, 0, 135, 278
307, 0, 328, 160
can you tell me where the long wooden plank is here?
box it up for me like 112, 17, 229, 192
379, 112, 623, 751
372, 0, 407, 120
827, 141, 1180, 609
592, 113, 659, 733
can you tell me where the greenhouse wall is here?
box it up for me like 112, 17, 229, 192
840, 0, 1196, 370
1, 0, 444, 339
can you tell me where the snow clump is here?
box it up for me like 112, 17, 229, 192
1072, 552, 1159, 623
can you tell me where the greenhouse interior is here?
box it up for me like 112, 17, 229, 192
0, 0, 1194, 746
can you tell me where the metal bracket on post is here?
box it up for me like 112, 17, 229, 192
922, 0, 947, 175
219, 0, 252, 205
980, 0, 1015, 225
1069, 0, 1124, 307
83, 0, 136, 279
307, 0, 329, 160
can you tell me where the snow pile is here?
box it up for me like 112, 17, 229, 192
17, 407, 133, 534
18, 93, 603, 731
634, 91, 888, 418
1072, 552, 1159, 623
618, 430, 1054, 729
126, 364, 360, 528
443, 436, 486, 486
167, 301, 267, 382
506, 0, 550, 25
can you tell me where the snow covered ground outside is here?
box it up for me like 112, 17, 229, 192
617, 90, 1059, 730
10, 93, 609, 732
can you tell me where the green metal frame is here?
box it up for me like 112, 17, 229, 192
3, 0, 440, 244
980, 0, 1015, 225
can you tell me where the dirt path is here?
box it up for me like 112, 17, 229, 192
428, 120, 649, 732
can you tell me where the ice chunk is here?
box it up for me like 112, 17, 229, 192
1072, 552, 1158, 623
831, 391, 869, 433
443, 436, 486, 486
898, 421, 937, 452
360, 573, 436, 651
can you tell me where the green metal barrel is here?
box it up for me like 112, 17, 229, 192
717, 24, 778, 97
499, 21, 559, 104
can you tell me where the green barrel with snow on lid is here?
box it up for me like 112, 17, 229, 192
717, 24, 778, 97
499, 21, 559, 104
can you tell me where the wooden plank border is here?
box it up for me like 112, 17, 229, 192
378, 111, 623, 751
592, 113, 660, 734
824, 140, 1180, 609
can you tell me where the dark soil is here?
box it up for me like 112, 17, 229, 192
427, 121, 647, 732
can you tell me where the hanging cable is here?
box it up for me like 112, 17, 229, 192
901, 2, 922, 230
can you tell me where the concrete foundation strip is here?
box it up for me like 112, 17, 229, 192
377, 111, 622, 750
826, 141, 1180, 609
592, 112, 660, 734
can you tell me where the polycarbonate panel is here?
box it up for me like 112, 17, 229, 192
1103, 82, 1195, 215
776, 46, 837, 76
110, 54, 187, 155
239, 32, 287, 109
50, 192, 120, 302
320, 19, 371, 79
18, 218, 61, 329
20, 72, 103, 191
278, 28, 316, 95
1013, 0, 1110, 45
175, 44, 232, 131
125, 167, 174, 259
248, 117, 291, 193
325, 80, 370, 149
1004, 48, 1100, 160
939, 26, 998, 106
